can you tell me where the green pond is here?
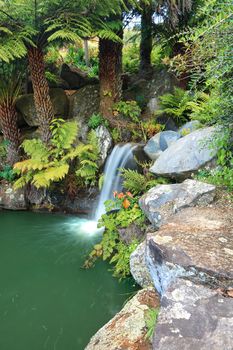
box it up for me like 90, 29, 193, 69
0, 211, 137, 350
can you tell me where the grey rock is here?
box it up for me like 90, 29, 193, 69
69, 85, 100, 141
144, 131, 181, 161
16, 88, 69, 127
95, 126, 112, 166
153, 279, 233, 350
147, 97, 159, 114
146, 207, 233, 295
61, 63, 98, 89
178, 120, 202, 136
85, 288, 159, 350
0, 183, 27, 210
119, 223, 146, 245
150, 126, 218, 178
139, 179, 216, 228
27, 186, 47, 206
130, 241, 153, 288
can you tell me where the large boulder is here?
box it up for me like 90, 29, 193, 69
69, 85, 100, 141
150, 126, 218, 178
85, 288, 160, 350
61, 63, 98, 89
153, 279, 233, 350
139, 179, 216, 229
95, 126, 112, 166
144, 131, 181, 161
178, 120, 202, 136
130, 241, 153, 288
16, 88, 69, 127
146, 207, 233, 295
0, 183, 27, 210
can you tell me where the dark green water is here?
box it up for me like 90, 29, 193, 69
0, 211, 137, 350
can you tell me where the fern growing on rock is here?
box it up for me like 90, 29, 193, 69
120, 168, 169, 196
14, 119, 100, 189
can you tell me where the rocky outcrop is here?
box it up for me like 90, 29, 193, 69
85, 288, 160, 350
69, 85, 100, 141
16, 88, 69, 127
144, 131, 181, 161
61, 63, 98, 89
146, 207, 233, 295
95, 126, 112, 166
130, 241, 153, 288
0, 183, 27, 210
153, 279, 233, 350
150, 126, 218, 178
139, 179, 216, 228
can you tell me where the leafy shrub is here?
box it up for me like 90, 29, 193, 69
88, 113, 109, 130
156, 87, 194, 125
196, 130, 233, 191
113, 100, 141, 123
65, 45, 99, 78
188, 91, 221, 125
14, 119, 100, 189
0, 165, 16, 182
84, 192, 146, 280
121, 164, 169, 196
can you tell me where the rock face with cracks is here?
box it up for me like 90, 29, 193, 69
139, 179, 216, 228
146, 207, 233, 295
153, 279, 233, 350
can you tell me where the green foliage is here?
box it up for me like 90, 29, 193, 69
14, 119, 100, 189
0, 140, 8, 159
76, 130, 100, 186
156, 87, 194, 125
196, 130, 233, 191
114, 100, 141, 123
88, 113, 109, 130
121, 167, 169, 196
145, 308, 159, 340
65, 46, 99, 78
0, 165, 17, 182
84, 193, 146, 280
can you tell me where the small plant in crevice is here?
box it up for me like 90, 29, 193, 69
88, 113, 109, 130
145, 307, 160, 340
83, 192, 146, 280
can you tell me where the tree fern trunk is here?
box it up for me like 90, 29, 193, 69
28, 46, 54, 143
140, 1, 153, 73
99, 29, 123, 122
0, 102, 20, 165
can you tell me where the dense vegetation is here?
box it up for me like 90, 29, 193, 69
0, 0, 232, 283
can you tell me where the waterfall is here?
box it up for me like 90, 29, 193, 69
95, 144, 137, 220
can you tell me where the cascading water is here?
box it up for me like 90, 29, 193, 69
95, 143, 137, 220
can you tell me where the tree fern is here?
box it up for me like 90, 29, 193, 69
13, 119, 101, 189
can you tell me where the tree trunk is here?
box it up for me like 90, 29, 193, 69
0, 102, 20, 165
28, 46, 54, 143
99, 29, 123, 122
140, 1, 153, 73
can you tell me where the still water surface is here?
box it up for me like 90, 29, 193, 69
0, 211, 136, 350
